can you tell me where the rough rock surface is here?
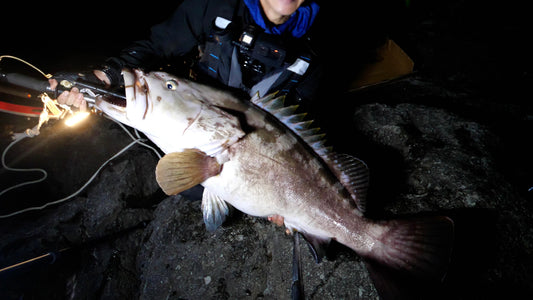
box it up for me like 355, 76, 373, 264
1, 75, 532, 299
352, 101, 533, 298
1, 1, 533, 299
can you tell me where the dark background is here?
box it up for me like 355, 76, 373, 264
2, 0, 532, 102
1, 0, 533, 299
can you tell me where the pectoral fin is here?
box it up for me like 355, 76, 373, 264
155, 149, 221, 195
201, 189, 230, 231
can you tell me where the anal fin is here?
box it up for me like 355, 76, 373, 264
155, 149, 221, 195
301, 233, 331, 263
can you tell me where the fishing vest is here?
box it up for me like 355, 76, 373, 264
197, 0, 313, 99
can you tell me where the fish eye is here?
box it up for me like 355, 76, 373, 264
165, 80, 178, 90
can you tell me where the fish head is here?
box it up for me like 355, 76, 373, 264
96, 69, 244, 154
96, 69, 199, 127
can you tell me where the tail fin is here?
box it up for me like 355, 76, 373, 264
364, 216, 454, 299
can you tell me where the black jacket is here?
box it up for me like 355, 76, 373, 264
102, 0, 323, 105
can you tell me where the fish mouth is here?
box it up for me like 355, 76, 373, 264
96, 69, 147, 109
99, 94, 127, 107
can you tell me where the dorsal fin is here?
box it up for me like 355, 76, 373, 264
271, 105, 299, 118
292, 120, 314, 131
251, 93, 369, 212
282, 113, 307, 124
329, 153, 370, 213
251, 91, 276, 105
254, 93, 284, 110
304, 133, 326, 144
252, 92, 332, 162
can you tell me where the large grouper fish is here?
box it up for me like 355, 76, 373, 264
96, 69, 454, 298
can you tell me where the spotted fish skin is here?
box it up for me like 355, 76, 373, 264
96, 69, 454, 299
202, 100, 375, 253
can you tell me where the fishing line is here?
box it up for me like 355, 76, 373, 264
0, 55, 53, 79
0, 56, 51, 199
0, 55, 162, 218
0, 134, 141, 219
0, 116, 161, 219
107, 115, 161, 159
0, 134, 48, 198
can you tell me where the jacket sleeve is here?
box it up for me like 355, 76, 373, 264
102, 0, 214, 85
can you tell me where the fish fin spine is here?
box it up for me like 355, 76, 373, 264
252, 93, 331, 159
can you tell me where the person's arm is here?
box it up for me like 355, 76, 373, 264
52, 0, 214, 109
99, 0, 212, 86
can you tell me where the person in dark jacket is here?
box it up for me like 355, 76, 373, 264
52, 0, 322, 111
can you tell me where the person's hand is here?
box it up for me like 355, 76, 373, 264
48, 78, 87, 112
93, 70, 112, 86
47, 71, 110, 112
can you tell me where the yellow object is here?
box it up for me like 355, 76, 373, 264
0, 55, 53, 79
349, 39, 414, 91
42, 96, 62, 117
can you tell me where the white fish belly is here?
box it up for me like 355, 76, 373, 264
202, 154, 289, 218
201, 131, 355, 242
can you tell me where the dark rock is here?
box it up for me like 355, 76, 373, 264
0, 130, 158, 299
137, 196, 378, 299
354, 102, 508, 211
352, 101, 533, 298
1, 0, 533, 299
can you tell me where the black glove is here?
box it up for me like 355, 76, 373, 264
97, 58, 124, 88
52, 70, 107, 91
52, 68, 125, 104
